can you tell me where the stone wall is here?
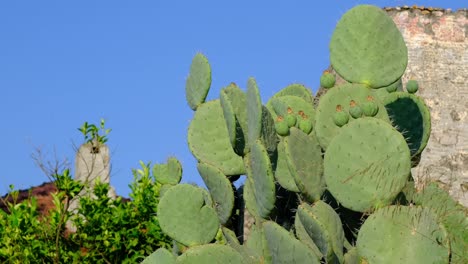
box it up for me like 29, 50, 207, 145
386, 6, 467, 207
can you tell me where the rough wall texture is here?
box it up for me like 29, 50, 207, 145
386, 6, 467, 207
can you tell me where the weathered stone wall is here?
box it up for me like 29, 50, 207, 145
387, 6, 467, 207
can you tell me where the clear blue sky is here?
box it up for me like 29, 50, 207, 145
0, 1, 465, 197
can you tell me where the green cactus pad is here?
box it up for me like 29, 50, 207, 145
263, 221, 321, 264
157, 184, 220, 246
267, 95, 316, 124
159, 184, 174, 198
295, 202, 345, 263
153, 157, 182, 185
357, 206, 450, 264
244, 140, 276, 218
320, 71, 336, 89
221, 83, 249, 154
329, 5, 407, 88
221, 227, 240, 246
383, 92, 431, 157
188, 100, 245, 176
315, 83, 390, 149
294, 209, 323, 258
259, 105, 278, 155
270, 83, 314, 104
247, 77, 262, 146
176, 244, 243, 264
245, 224, 272, 263
284, 128, 325, 202
343, 247, 359, 264
220, 89, 239, 150
275, 139, 299, 192
142, 248, 176, 264
197, 162, 235, 225
408, 182, 468, 264
185, 53, 211, 110
324, 118, 411, 212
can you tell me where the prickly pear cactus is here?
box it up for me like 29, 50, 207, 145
143, 4, 467, 264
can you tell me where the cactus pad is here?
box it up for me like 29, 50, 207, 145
296, 202, 345, 263
263, 221, 321, 264
324, 118, 411, 212
315, 83, 389, 149
188, 100, 245, 176
284, 128, 325, 202
244, 140, 276, 218
270, 83, 314, 104
141, 248, 176, 264
157, 184, 220, 246
357, 206, 450, 264
197, 162, 235, 225
275, 139, 299, 192
185, 53, 211, 110
408, 182, 468, 263
329, 5, 407, 88
221, 83, 249, 154
383, 92, 431, 157
153, 157, 182, 185
247, 77, 262, 146
267, 95, 315, 123
176, 244, 243, 264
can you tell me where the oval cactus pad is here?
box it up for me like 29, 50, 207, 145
185, 53, 211, 110
357, 206, 450, 264
188, 100, 245, 176
177, 244, 243, 264
315, 83, 389, 149
329, 5, 407, 88
157, 184, 220, 246
324, 118, 411, 212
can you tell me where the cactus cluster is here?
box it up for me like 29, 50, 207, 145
143, 5, 467, 264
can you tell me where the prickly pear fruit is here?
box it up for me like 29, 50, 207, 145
348, 100, 362, 119
275, 116, 289, 136
406, 80, 419, 94
333, 105, 349, 127
299, 115, 313, 134
362, 96, 379, 117
286, 107, 297, 127
320, 70, 336, 89
385, 78, 402, 93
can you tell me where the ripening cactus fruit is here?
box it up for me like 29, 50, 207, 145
406, 80, 419, 93
286, 107, 297, 127
333, 105, 349, 127
320, 70, 336, 89
275, 116, 290, 136
348, 100, 363, 119
299, 114, 313, 134
362, 96, 379, 117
